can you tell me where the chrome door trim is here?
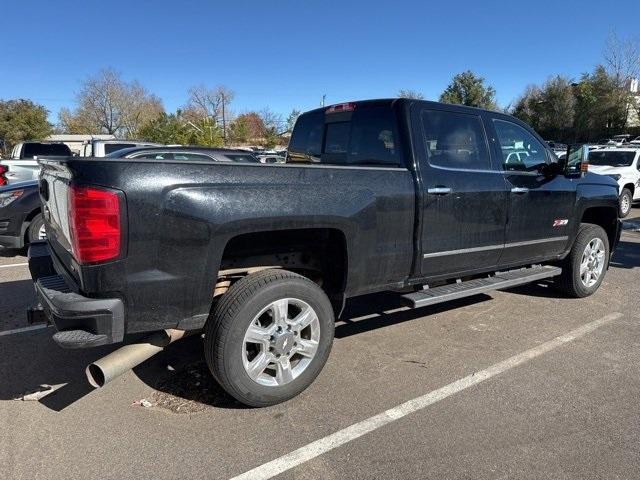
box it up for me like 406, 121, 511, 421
423, 236, 569, 259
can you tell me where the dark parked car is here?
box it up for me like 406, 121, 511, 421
29, 99, 620, 407
0, 180, 44, 249
105, 146, 260, 163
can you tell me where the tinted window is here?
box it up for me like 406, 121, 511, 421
104, 143, 137, 154
172, 153, 215, 161
421, 110, 490, 170
22, 143, 71, 158
324, 122, 350, 154
288, 110, 323, 162
288, 105, 402, 166
588, 151, 636, 167
493, 119, 547, 172
130, 152, 173, 160
221, 153, 260, 163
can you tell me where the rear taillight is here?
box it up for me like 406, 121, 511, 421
0, 165, 7, 186
68, 185, 121, 264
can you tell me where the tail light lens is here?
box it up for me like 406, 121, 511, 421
68, 185, 122, 264
0, 165, 7, 186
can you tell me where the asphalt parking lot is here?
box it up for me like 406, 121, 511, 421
1, 216, 640, 480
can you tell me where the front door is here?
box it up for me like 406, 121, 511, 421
414, 106, 508, 278
488, 117, 576, 265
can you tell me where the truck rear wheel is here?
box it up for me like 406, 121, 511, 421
555, 223, 609, 298
204, 269, 335, 407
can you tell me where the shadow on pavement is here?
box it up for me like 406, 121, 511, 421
0, 329, 115, 411
0, 246, 27, 258
610, 240, 640, 269
335, 291, 491, 338
7, 239, 638, 412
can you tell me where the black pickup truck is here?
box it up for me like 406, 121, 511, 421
28, 99, 621, 406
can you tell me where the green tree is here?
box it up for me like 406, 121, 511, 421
439, 71, 497, 110
574, 66, 628, 141
228, 116, 250, 144
0, 99, 52, 153
138, 111, 223, 146
138, 112, 189, 145
397, 89, 424, 100
512, 76, 575, 140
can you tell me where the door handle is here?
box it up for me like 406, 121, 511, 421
510, 187, 529, 194
427, 187, 452, 195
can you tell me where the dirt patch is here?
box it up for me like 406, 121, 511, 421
149, 360, 237, 414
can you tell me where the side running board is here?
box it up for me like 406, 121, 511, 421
401, 265, 562, 309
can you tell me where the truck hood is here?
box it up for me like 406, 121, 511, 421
0, 179, 38, 193
587, 165, 630, 176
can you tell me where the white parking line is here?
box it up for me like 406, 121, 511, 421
0, 324, 51, 337
230, 312, 622, 480
0, 262, 28, 269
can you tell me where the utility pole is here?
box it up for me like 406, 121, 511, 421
321, 94, 326, 107
221, 93, 227, 145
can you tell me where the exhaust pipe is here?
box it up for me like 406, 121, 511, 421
86, 329, 189, 388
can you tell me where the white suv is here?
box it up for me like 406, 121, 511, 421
588, 148, 640, 217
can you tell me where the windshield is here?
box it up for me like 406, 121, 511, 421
588, 150, 636, 167
21, 143, 71, 158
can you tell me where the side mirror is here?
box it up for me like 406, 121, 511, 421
539, 159, 563, 177
565, 144, 589, 176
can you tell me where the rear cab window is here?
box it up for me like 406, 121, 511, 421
288, 102, 404, 167
22, 143, 72, 158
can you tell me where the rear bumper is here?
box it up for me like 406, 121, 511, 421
28, 242, 124, 348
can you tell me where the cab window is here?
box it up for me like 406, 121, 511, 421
421, 110, 490, 170
287, 104, 402, 167
493, 119, 547, 172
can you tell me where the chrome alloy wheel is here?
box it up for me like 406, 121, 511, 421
242, 298, 320, 387
621, 193, 631, 216
38, 223, 47, 240
580, 238, 605, 288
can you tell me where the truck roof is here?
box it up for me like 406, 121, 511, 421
309, 98, 502, 116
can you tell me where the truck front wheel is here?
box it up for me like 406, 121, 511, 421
619, 188, 632, 218
204, 269, 335, 407
555, 223, 610, 298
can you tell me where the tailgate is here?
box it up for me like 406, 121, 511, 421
39, 160, 75, 257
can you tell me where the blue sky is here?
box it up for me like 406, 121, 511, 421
2, 0, 639, 122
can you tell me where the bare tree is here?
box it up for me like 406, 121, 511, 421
602, 32, 640, 129
184, 85, 234, 143
398, 89, 425, 100
603, 31, 640, 87
59, 68, 163, 137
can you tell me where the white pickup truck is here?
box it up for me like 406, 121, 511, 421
1, 140, 160, 185
587, 148, 640, 217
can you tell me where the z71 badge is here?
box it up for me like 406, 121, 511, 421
553, 219, 569, 227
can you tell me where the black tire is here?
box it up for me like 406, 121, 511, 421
619, 188, 632, 218
555, 223, 609, 298
27, 213, 45, 243
204, 269, 335, 407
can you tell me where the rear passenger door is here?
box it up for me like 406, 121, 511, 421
413, 106, 508, 277
488, 117, 576, 264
